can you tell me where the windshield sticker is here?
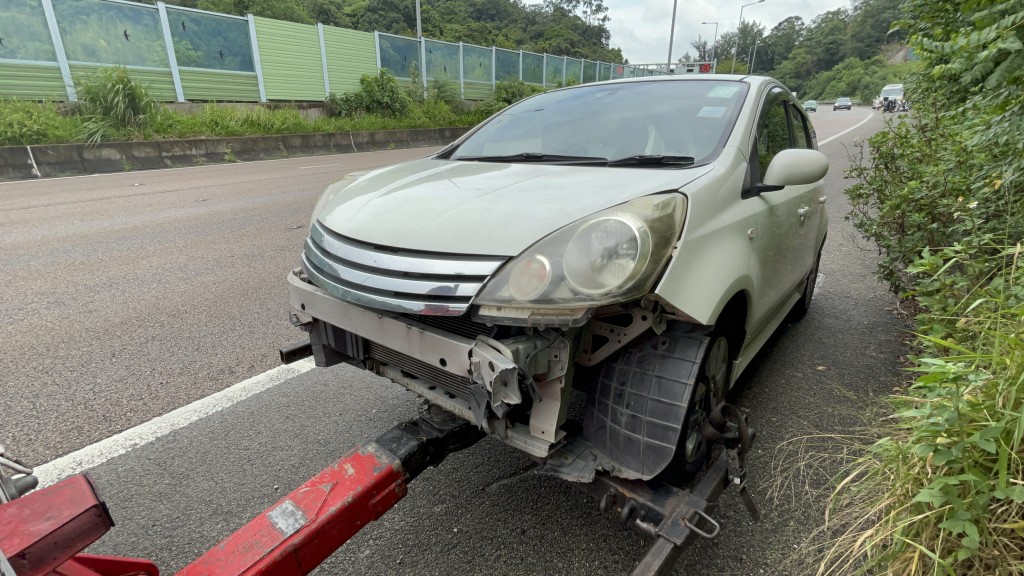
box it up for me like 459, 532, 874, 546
698, 106, 727, 118
707, 85, 740, 98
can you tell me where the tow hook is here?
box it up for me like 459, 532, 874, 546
583, 403, 760, 576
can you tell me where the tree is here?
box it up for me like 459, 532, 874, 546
690, 36, 712, 62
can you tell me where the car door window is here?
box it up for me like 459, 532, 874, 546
789, 104, 811, 149
755, 91, 791, 181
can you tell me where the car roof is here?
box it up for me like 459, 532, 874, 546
567, 74, 780, 90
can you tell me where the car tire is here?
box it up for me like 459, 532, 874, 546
656, 322, 733, 486
791, 241, 824, 320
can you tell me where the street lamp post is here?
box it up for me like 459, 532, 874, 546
731, 0, 765, 74
415, 0, 422, 38
750, 35, 760, 73
667, 0, 679, 73
702, 21, 719, 72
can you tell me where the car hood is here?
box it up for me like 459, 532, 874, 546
316, 158, 713, 256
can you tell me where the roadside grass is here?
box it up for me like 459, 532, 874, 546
776, 242, 1024, 575
0, 67, 521, 148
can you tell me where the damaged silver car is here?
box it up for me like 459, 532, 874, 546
287, 75, 828, 484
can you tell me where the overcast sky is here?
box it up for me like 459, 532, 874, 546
527, 0, 852, 65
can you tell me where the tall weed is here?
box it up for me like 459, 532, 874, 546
0, 100, 79, 146
76, 66, 160, 144
817, 244, 1024, 574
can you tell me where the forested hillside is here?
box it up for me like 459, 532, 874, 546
148, 0, 625, 63
683, 0, 914, 100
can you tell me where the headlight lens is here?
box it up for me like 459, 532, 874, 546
508, 255, 552, 301
475, 194, 685, 324
563, 216, 650, 295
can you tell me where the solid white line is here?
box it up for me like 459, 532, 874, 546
298, 163, 341, 170
818, 112, 876, 146
34, 358, 315, 488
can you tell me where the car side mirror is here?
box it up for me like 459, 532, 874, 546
759, 149, 829, 192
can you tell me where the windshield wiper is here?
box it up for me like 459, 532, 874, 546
454, 152, 608, 164
607, 154, 696, 167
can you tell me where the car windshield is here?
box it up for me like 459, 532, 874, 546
805, 100, 816, 104
880, 86, 903, 98
837, 98, 851, 103
450, 80, 749, 167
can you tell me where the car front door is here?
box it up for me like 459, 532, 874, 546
747, 87, 818, 335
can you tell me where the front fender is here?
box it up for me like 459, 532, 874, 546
653, 148, 758, 327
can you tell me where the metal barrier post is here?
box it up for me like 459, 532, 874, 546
518, 50, 523, 82
39, 0, 77, 101
491, 46, 496, 90
458, 42, 464, 99
247, 14, 267, 102
157, 1, 185, 102
317, 23, 330, 96
419, 37, 428, 92
541, 54, 546, 89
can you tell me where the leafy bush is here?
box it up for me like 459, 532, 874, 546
0, 100, 80, 146
825, 0, 1024, 572
324, 70, 412, 118
75, 66, 160, 144
476, 79, 544, 116
820, 243, 1024, 574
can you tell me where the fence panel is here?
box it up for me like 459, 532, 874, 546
323, 27, 377, 94
377, 33, 420, 80
494, 48, 519, 82
564, 57, 582, 84
52, 0, 176, 99
165, 7, 258, 101
462, 43, 492, 100
0, 0, 65, 98
53, 0, 168, 68
581, 60, 597, 84
544, 54, 563, 85
521, 52, 543, 85
424, 39, 459, 84
253, 17, 324, 101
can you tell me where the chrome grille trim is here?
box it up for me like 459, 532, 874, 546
304, 238, 482, 298
304, 221, 508, 316
310, 221, 505, 276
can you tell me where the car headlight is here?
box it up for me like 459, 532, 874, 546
474, 194, 686, 326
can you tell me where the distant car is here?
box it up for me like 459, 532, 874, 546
833, 97, 852, 111
803, 100, 818, 112
880, 83, 906, 113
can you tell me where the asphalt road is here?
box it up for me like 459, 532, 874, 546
1, 106, 903, 575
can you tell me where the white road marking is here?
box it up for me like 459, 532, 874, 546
818, 112, 876, 146
298, 163, 341, 170
34, 358, 315, 488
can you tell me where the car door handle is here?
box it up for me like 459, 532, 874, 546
818, 196, 827, 204
797, 207, 810, 217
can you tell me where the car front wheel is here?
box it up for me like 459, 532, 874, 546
658, 323, 733, 485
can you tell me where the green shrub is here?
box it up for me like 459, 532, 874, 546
75, 66, 160, 144
0, 100, 80, 146
325, 70, 412, 119
476, 79, 544, 117
819, 242, 1024, 574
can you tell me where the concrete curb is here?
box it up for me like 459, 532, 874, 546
0, 127, 472, 181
